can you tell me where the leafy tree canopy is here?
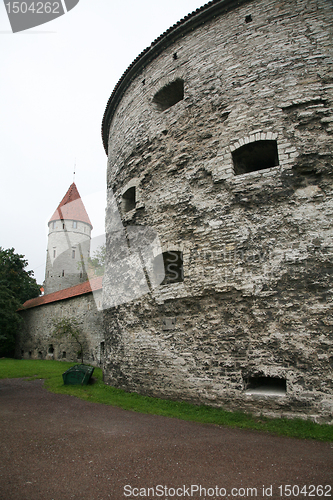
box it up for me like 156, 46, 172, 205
0, 247, 40, 304
0, 247, 40, 356
0, 285, 21, 355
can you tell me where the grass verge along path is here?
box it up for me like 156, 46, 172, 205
1, 358, 332, 442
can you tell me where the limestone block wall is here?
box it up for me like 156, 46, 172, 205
18, 290, 104, 367
103, 0, 333, 420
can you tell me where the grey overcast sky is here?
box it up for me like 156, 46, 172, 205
0, 0, 206, 285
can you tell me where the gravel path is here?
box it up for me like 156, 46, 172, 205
0, 378, 332, 500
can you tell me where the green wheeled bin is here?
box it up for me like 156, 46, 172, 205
62, 364, 94, 385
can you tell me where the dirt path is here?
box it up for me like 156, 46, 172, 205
0, 378, 332, 500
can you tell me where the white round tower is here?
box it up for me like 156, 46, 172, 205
44, 183, 93, 295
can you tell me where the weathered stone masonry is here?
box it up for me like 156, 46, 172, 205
18, 279, 104, 366
17, 183, 104, 366
102, 0, 333, 420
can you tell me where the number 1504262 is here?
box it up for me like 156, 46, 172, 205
278, 485, 332, 497
5, 2, 61, 14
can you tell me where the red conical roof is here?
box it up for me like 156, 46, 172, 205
49, 183, 93, 228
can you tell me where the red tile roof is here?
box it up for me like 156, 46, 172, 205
20, 276, 103, 310
49, 183, 93, 228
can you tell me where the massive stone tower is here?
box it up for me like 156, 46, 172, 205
102, 0, 333, 421
44, 183, 93, 295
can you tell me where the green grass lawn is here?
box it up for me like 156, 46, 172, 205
1, 358, 332, 442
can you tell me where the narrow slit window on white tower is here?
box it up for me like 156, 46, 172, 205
72, 249, 76, 259
73, 221, 77, 229
53, 249, 56, 258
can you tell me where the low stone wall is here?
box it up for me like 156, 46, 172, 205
17, 289, 104, 367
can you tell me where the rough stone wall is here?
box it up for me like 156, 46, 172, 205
17, 290, 104, 367
103, 0, 333, 421
44, 219, 91, 295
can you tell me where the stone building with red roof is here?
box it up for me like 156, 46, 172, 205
17, 184, 104, 366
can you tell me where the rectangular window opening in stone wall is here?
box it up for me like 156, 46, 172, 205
72, 248, 76, 259
73, 221, 77, 229
152, 79, 184, 111
232, 140, 279, 175
244, 376, 286, 396
154, 251, 184, 285
122, 186, 136, 213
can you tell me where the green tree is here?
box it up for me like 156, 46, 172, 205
0, 247, 40, 356
0, 286, 21, 356
88, 244, 105, 277
52, 317, 87, 364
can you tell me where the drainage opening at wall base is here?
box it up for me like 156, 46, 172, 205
153, 79, 184, 111
232, 140, 279, 175
122, 186, 136, 214
244, 376, 286, 396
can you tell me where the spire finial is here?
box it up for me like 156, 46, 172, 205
73, 159, 76, 183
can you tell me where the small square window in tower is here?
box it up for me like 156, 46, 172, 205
232, 140, 279, 175
122, 186, 136, 213
153, 79, 184, 111
154, 251, 184, 285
